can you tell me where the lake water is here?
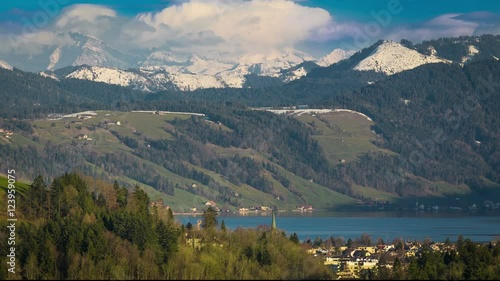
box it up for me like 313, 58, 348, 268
175, 211, 500, 243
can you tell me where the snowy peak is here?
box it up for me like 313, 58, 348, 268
239, 48, 312, 64
66, 66, 152, 91
142, 50, 186, 67
69, 32, 137, 69
317, 49, 356, 67
238, 48, 315, 76
33, 32, 141, 71
62, 65, 227, 92
0, 60, 13, 71
183, 55, 234, 75
353, 41, 450, 75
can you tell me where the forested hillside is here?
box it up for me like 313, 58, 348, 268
326, 60, 500, 200
0, 173, 332, 279
0, 36, 499, 210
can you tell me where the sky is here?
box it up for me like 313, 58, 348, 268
1, 0, 499, 58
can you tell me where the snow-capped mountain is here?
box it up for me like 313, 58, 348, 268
41, 40, 455, 91
2, 30, 361, 90
353, 41, 450, 75
9, 32, 491, 92
210, 48, 317, 87
411, 35, 500, 64
0, 60, 13, 71
141, 50, 186, 67
48, 47, 322, 91
317, 49, 356, 67
60, 65, 229, 92
47, 32, 141, 71
237, 48, 315, 77
2, 32, 141, 72
66, 66, 152, 91
279, 61, 321, 83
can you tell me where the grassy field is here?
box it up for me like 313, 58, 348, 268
297, 111, 391, 164
350, 184, 399, 202
269, 164, 358, 210
83, 161, 211, 212
0, 174, 30, 195
28, 110, 229, 212
186, 147, 358, 211
0, 174, 30, 219
31, 110, 197, 154
183, 162, 269, 209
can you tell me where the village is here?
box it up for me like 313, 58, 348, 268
304, 238, 478, 279
148, 197, 314, 215
146, 196, 491, 280
0, 128, 14, 140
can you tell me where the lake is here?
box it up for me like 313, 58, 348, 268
175, 211, 500, 243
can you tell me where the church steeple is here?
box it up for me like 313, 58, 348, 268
271, 209, 277, 230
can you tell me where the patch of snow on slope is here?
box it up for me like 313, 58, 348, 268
216, 71, 246, 88
0, 60, 13, 70
283, 66, 308, 82
331, 109, 373, 121
166, 73, 225, 91
266, 108, 373, 121
354, 41, 450, 75
460, 45, 480, 65
428, 46, 437, 56
317, 49, 356, 67
66, 66, 149, 89
39, 72, 59, 81
47, 47, 61, 70
469, 45, 479, 55
132, 110, 205, 116
62, 111, 97, 118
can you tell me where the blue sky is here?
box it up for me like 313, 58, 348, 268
1, 0, 499, 58
2, 0, 500, 21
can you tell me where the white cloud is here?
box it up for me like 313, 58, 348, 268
386, 14, 480, 43
55, 4, 119, 37
0, 1, 345, 58
0, 4, 119, 54
3, 1, 500, 60
1, 31, 73, 54
128, 0, 332, 56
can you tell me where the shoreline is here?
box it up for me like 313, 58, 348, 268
173, 212, 204, 216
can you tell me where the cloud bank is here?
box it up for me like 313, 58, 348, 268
1, 0, 500, 58
386, 13, 480, 43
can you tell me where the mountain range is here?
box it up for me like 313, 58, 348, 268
5, 32, 498, 92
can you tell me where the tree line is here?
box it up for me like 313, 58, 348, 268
0, 173, 333, 280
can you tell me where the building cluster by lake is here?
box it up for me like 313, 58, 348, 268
305, 238, 493, 280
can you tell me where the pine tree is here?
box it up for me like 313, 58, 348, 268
220, 220, 226, 233
201, 206, 218, 229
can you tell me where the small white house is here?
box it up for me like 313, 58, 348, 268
205, 201, 217, 207
76, 134, 88, 140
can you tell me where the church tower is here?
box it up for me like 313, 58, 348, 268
271, 209, 277, 230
